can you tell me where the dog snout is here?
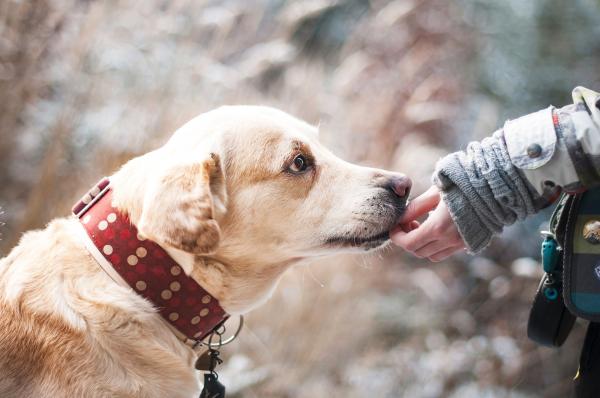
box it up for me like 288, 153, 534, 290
374, 173, 412, 200
386, 175, 412, 199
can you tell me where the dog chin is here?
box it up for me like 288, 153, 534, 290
324, 230, 391, 251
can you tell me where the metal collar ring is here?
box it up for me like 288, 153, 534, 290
204, 315, 244, 348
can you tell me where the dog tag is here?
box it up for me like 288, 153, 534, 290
200, 373, 226, 398
195, 351, 212, 371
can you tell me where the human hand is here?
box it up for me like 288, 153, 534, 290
390, 185, 466, 262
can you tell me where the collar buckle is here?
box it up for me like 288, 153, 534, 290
72, 177, 111, 218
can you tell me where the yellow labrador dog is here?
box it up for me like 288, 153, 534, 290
0, 106, 410, 397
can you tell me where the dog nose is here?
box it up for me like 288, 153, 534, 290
385, 175, 412, 199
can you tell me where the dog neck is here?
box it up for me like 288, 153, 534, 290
73, 178, 229, 345
108, 157, 302, 315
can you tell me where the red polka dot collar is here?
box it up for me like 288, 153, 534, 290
72, 178, 228, 346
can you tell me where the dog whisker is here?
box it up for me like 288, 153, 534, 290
306, 267, 325, 288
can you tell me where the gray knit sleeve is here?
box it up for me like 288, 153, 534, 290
433, 129, 544, 253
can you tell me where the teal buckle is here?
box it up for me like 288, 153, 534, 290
541, 235, 559, 273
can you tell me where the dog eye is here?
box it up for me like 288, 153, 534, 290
289, 154, 308, 173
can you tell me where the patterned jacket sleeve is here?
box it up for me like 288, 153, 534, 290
433, 86, 600, 253
503, 86, 600, 194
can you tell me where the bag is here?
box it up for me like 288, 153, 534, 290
527, 187, 600, 347
563, 188, 600, 321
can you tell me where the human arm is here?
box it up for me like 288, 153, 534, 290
392, 86, 600, 258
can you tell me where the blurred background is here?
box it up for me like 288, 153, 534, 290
1, 0, 600, 396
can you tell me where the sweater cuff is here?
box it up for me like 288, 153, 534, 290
440, 186, 494, 253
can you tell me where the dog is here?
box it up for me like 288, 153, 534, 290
0, 106, 411, 397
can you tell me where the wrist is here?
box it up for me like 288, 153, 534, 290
439, 186, 494, 253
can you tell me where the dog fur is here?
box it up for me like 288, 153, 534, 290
0, 106, 409, 397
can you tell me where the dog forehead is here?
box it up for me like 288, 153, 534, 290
168, 105, 318, 148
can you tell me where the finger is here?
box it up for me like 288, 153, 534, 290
413, 240, 453, 258
396, 220, 420, 233
399, 185, 441, 223
390, 225, 436, 253
390, 228, 407, 245
428, 245, 464, 262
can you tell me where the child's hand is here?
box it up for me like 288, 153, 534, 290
390, 185, 465, 262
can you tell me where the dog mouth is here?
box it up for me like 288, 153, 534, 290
324, 230, 391, 251
323, 195, 407, 251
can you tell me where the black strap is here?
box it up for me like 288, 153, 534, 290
527, 272, 575, 347
527, 193, 577, 346
574, 322, 600, 398
552, 193, 575, 244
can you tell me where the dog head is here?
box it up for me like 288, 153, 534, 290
112, 106, 410, 313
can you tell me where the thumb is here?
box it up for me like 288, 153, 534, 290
399, 185, 441, 222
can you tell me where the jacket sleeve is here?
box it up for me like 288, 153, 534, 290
503, 86, 600, 194
433, 87, 600, 253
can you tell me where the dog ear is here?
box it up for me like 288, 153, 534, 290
137, 153, 226, 255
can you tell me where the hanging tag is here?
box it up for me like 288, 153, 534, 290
200, 373, 226, 398
195, 350, 212, 371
